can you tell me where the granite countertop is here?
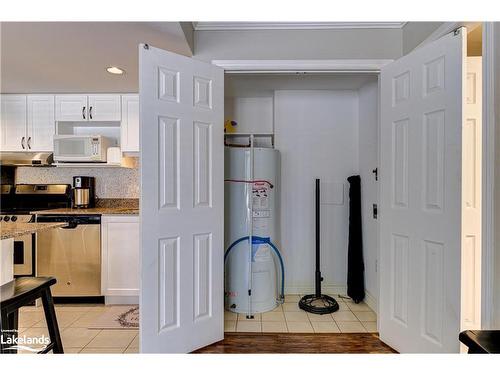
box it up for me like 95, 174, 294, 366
1, 222, 68, 240
32, 207, 139, 215
31, 198, 139, 216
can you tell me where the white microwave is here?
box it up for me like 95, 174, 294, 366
53, 135, 112, 162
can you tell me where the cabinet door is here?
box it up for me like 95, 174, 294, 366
0, 95, 27, 151
88, 94, 121, 122
101, 215, 140, 297
120, 94, 139, 153
55, 95, 88, 121
27, 95, 55, 151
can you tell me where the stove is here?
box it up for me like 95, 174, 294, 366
0, 184, 72, 276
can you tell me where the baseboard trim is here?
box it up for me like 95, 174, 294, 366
105, 295, 139, 305
364, 290, 378, 312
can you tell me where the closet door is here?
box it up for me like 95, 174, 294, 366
140, 44, 224, 353
379, 28, 465, 353
27, 95, 55, 151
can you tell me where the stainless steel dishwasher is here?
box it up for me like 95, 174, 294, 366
36, 215, 101, 297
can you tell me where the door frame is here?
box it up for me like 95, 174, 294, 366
211, 48, 495, 329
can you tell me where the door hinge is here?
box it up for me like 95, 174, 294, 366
373, 204, 378, 219
143, 44, 149, 50
454, 28, 461, 36
372, 168, 378, 181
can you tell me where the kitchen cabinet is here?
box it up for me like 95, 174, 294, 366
1, 95, 27, 151
88, 94, 121, 121
55, 94, 121, 122
27, 95, 55, 151
55, 94, 88, 121
1, 94, 55, 152
120, 94, 139, 153
101, 215, 139, 304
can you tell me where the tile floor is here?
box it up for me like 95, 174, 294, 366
16, 303, 138, 354
14, 295, 376, 353
225, 295, 377, 334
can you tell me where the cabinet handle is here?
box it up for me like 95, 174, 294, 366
89, 106, 93, 120
21, 137, 25, 149
82, 106, 86, 120
27, 137, 31, 149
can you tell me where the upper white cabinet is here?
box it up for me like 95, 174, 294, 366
1, 94, 56, 152
55, 95, 88, 121
55, 94, 121, 122
101, 215, 140, 303
1, 95, 27, 151
27, 95, 55, 151
120, 94, 139, 153
88, 94, 121, 122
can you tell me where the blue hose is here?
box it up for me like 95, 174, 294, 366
224, 236, 285, 299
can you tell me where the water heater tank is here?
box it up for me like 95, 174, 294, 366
224, 147, 281, 314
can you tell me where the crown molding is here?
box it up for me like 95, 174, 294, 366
193, 22, 407, 31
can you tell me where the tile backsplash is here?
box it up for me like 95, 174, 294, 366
15, 158, 139, 199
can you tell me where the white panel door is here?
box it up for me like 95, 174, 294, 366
0, 95, 27, 151
140, 44, 224, 353
379, 29, 465, 353
27, 95, 55, 151
121, 94, 140, 153
88, 94, 121, 122
461, 56, 482, 331
55, 95, 88, 121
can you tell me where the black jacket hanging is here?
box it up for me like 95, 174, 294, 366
346, 175, 365, 303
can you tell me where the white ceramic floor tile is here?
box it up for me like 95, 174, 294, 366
124, 346, 139, 354
307, 313, 334, 322
236, 321, 261, 333
362, 322, 378, 333
261, 311, 285, 322
336, 302, 350, 311
128, 335, 139, 348
336, 321, 367, 333
80, 347, 125, 353
346, 301, 373, 312
284, 295, 301, 303
18, 311, 44, 328
284, 311, 309, 322
354, 311, 377, 322
85, 329, 137, 349
70, 311, 107, 328
34, 311, 86, 328
262, 321, 288, 333
238, 313, 261, 321
331, 310, 358, 322
282, 303, 301, 312
224, 311, 238, 321
63, 347, 83, 353
311, 321, 340, 333
224, 320, 237, 332
286, 321, 314, 333
60, 327, 100, 348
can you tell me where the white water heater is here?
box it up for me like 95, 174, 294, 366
224, 147, 281, 314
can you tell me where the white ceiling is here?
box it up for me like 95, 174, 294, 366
0, 22, 192, 93
193, 22, 407, 31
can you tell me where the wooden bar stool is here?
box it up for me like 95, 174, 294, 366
1, 277, 64, 354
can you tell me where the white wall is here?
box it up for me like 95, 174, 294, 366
402, 22, 443, 55
358, 80, 380, 308
274, 90, 359, 294
194, 29, 402, 61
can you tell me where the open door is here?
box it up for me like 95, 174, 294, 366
139, 45, 224, 353
379, 29, 466, 352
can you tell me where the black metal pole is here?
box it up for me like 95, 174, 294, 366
315, 178, 322, 297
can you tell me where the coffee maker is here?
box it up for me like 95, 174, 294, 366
72, 176, 95, 208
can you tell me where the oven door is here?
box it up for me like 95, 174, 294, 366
13, 233, 34, 276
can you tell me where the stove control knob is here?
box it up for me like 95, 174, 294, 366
11, 216, 17, 222
3, 216, 10, 222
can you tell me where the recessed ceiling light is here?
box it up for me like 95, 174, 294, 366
106, 66, 125, 75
